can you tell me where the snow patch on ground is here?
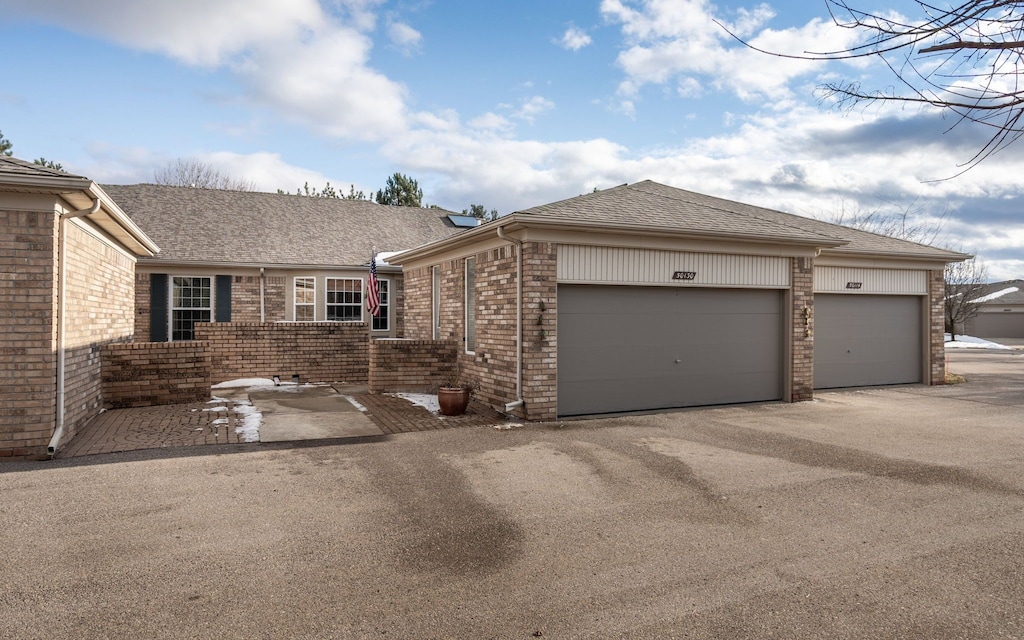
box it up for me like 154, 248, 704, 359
210, 418, 228, 425
212, 378, 277, 389
393, 393, 440, 414
345, 396, 368, 412
202, 406, 228, 412
944, 334, 1012, 350
233, 400, 262, 442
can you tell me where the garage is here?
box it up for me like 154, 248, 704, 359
814, 294, 922, 389
557, 285, 783, 416
966, 312, 1024, 339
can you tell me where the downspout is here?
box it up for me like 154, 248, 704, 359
49, 198, 101, 456
259, 267, 266, 322
496, 226, 524, 413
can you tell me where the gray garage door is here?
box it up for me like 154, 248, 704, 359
965, 312, 1024, 339
814, 294, 922, 389
557, 285, 783, 417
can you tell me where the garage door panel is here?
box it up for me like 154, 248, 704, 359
966, 313, 1024, 338
558, 285, 782, 416
814, 294, 921, 389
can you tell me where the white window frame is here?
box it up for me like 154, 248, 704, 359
432, 266, 441, 340
371, 278, 390, 332
326, 277, 364, 322
465, 257, 476, 354
294, 277, 316, 321
170, 276, 212, 341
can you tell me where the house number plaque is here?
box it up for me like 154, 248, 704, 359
846, 282, 863, 289
673, 271, 697, 280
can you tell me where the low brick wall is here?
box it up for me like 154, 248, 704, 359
369, 339, 458, 393
102, 342, 211, 408
195, 322, 368, 384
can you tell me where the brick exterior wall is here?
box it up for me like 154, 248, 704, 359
403, 266, 433, 339
928, 269, 946, 385
369, 339, 458, 393
194, 322, 368, 384
265, 277, 286, 322
519, 242, 558, 420
791, 257, 814, 402
61, 221, 137, 445
135, 272, 151, 342
102, 341, 211, 408
231, 275, 263, 322
0, 210, 59, 458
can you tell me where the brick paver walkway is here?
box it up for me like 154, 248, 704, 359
57, 399, 250, 458
57, 392, 511, 458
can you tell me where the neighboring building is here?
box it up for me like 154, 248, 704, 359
103, 185, 470, 342
392, 180, 968, 420
0, 158, 159, 458
963, 280, 1024, 338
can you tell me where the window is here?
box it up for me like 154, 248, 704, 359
171, 276, 211, 341
432, 266, 441, 340
294, 277, 315, 321
327, 278, 363, 322
465, 257, 476, 353
371, 279, 389, 331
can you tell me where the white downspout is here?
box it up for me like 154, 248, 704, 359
496, 226, 524, 413
259, 267, 266, 322
49, 198, 101, 456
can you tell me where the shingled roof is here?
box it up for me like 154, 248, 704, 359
971, 280, 1024, 305
517, 181, 967, 261
102, 184, 464, 267
0, 156, 88, 180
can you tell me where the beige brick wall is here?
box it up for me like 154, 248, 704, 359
369, 339, 458, 393
102, 341, 211, 408
520, 242, 558, 420
791, 257, 814, 402
231, 275, 263, 322
135, 272, 151, 342
403, 266, 433, 339
60, 220, 137, 447
928, 269, 946, 385
265, 277, 287, 322
0, 209, 59, 458
194, 321, 368, 384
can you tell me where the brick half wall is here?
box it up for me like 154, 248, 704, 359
102, 341, 211, 408
369, 339, 458, 393
195, 322, 368, 384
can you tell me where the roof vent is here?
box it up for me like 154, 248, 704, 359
447, 214, 481, 228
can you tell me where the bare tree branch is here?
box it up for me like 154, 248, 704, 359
153, 157, 255, 191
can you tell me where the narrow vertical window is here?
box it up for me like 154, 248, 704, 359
432, 265, 441, 340
326, 277, 363, 322
171, 276, 211, 341
465, 257, 476, 354
371, 279, 389, 331
294, 277, 315, 321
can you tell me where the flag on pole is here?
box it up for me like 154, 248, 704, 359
366, 254, 381, 317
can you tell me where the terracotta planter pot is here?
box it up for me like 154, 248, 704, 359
437, 387, 471, 416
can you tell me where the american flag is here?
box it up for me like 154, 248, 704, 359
366, 254, 381, 317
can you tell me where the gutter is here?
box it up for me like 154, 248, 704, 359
49, 198, 101, 456
496, 225, 524, 413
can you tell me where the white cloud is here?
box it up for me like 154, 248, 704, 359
468, 112, 512, 133
388, 21, 423, 55
559, 24, 592, 51
514, 96, 555, 123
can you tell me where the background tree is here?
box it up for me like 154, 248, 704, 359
375, 173, 423, 207
0, 130, 11, 156
153, 157, 254, 191
726, 0, 1024, 171
462, 204, 499, 221
278, 182, 367, 199
33, 157, 63, 171
944, 258, 989, 340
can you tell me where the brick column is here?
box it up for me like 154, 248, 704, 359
791, 257, 814, 402
520, 241, 558, 420
928, 269, 946, 385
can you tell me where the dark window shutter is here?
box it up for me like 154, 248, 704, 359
215, 275, 232, 322
150, 274, 168, 342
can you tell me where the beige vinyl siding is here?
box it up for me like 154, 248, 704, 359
814, 266, 927, 295
556, 245, 791, 288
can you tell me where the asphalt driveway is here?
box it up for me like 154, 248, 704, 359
1, 349, 1022, 639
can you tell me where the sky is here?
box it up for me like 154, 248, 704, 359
2, 0, 1023, 279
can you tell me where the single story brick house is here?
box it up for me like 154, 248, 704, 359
0, 158, 159, 458
963, 279, 1024, 338
391, 180, 969, 421
103, 184, 471, 342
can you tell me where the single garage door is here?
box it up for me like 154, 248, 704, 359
966, 312, 1024, 339
814, 294, 922, 389
557, 285, 783, 416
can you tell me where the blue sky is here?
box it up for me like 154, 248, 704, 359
2, 0, 1023, 278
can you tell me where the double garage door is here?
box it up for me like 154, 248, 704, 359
558, 286, 925, 416
557, 285, 783, 416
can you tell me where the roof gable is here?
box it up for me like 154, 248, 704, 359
102, 184, 464, 267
